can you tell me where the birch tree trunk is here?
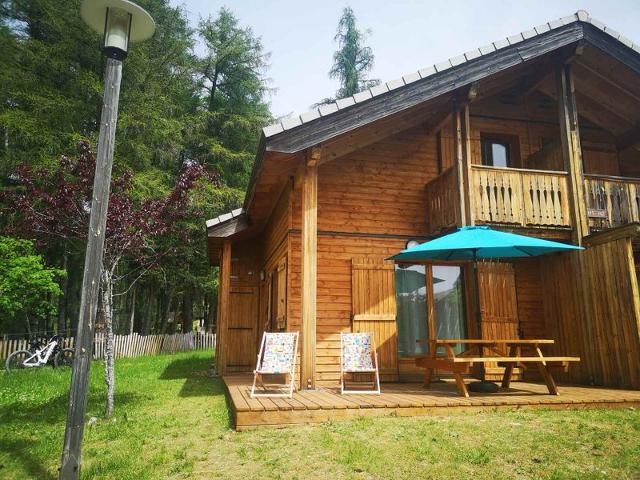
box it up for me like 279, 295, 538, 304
100, 268, 115, 418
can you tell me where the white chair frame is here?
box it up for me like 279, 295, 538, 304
340, 332, 381, 395
250, 331, 299, 398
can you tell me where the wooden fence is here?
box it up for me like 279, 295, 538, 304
0, 332, 215, 361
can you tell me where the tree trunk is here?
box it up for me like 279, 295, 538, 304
100, 268, 115, 418
141, 288, 150, 335
182, 287, 193, 333
160, 287, 175, 334
129, 287, 136, 335
205, 289, 216, 334
58, 248, 70, 334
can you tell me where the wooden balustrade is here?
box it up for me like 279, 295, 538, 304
584, 174, 640, 231
471, 165, 572, 228
425, 166, 460, 233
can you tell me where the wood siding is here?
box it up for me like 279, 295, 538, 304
541, 237, 640, 388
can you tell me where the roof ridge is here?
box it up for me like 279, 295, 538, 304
263, 9, 639, 139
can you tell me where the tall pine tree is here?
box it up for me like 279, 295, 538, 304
329, 7, 379, 100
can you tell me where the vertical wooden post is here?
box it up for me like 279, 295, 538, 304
59, 57, 123, 480
461, 104, 475, 226
557, 64, 589, 244
301, 148, 319, 389
216, 240, 231, 375
453, 107, 467, 226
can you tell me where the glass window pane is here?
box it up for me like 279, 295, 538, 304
394, 265, 427, 356
432, 266, 467, 353
491, 143, 508, 167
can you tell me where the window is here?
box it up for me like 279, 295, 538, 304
481, 134, 520, 168
395, 264, 428, 356
395, 264, 467, 358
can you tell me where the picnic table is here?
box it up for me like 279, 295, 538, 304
415, 339, 580, 398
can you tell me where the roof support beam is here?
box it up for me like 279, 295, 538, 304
300, 153, 317, 389
216, 240, 231, 375
556, 64, 589, 244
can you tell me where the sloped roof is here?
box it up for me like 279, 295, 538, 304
207, 9, 640, 244
261, 10, 636, 142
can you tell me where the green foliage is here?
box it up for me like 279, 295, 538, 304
193, 7, 272, 190
0, 236, 63, 332
328, 6, 380, 100
0, 2, 272, 333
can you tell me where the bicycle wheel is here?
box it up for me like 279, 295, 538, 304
5, 350, 31, 373
55, 348, 75, 368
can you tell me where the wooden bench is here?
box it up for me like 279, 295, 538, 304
415, 339, 580, 398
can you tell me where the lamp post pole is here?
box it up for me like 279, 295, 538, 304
59, 56, 123, 480
59, 2, 154, 478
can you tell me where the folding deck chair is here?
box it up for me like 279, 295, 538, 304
250, 332, 299, 398
340, 332, 381, 394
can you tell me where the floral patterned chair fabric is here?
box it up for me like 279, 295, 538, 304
251, 332, 298, 398
340, 332, 380, 394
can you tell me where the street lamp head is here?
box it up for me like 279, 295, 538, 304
80, 0, 155, 60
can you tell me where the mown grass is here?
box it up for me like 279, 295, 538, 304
1, 351, 639, 479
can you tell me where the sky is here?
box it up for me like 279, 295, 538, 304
171, 0, 640, 120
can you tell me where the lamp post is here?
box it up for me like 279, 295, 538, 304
59, 2, 154, 479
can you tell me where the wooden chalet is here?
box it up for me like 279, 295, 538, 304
207, 11, 640, 427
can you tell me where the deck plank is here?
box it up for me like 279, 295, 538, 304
223, 375, 640, 430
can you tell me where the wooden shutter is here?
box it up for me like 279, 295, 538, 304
351, 257, 398, 381
275, 256, 287, 330
478, 261, 520, 379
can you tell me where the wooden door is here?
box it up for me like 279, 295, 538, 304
478, 262, 519, 379
226, 286, 258, 372
351, 258, 398, 381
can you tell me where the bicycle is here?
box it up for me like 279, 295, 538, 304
5, 335, 75, 373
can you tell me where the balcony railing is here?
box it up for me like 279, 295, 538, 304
471, 165, 572, 228
425, 165, 573, 234
584, 174, 640, 231
425, 166, 460, 234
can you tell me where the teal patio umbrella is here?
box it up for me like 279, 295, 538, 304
389, 226, 583, 389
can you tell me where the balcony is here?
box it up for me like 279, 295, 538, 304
426, 165, 572, 234
585, 174, 640, 231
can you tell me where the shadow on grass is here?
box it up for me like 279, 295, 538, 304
1, 438, 54, 480
0, 391, 141, 480
159, 355, 225, 398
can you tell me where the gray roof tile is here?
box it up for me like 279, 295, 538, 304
604, 26, 621, 40
450, 54, 467, 66
353, 90, 372, 103
369, 83, 389, 96
300, 108, 321, 123
507, 33, 524, 45
403, 71, 421, 84
560, 14, 578, 25
318, 103, 338, 116
522, 29, 537, 39
493, 38, 509, 50
281, 115, 302, 130
534, 23, 551, 35
576, 10, 589, 21
434, 60, 453, 72
262, 122, 284, 137
548, 18, 564, 29
418, 65, 437, 78
386, 78, 405, 90
589, 18, 605, 31
618, 34, 634, 49
335, 97, 355, 109
479, 43, 496, 55
464, 49, 482, 61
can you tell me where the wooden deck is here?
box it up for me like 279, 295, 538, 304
223, 375, 640, 430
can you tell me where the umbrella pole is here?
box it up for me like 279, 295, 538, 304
472, 251, 484, 376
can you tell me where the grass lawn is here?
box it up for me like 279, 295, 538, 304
1, 351, 639, 480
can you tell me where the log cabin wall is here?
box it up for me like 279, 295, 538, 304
288, 125, 438, 386
540, 235, 640, 389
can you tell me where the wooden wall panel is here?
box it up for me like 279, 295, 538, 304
541, 238, 640, 388
514, 259, 546, 339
